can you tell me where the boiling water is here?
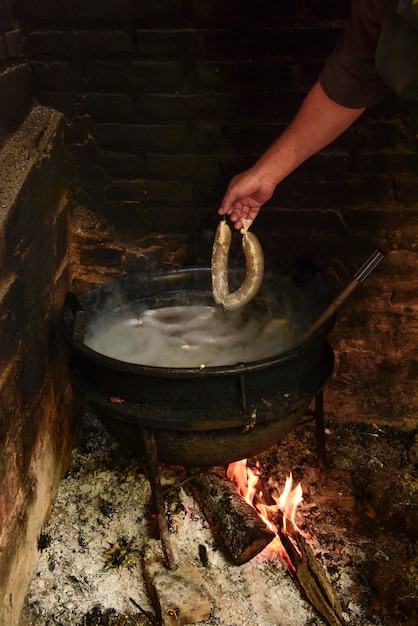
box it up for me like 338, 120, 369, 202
85, 304, 295, 368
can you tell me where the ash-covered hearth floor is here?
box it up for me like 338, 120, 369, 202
19, 409, 418, 626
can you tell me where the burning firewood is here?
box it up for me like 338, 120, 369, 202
192, 463, 344, 626
188, 467, 276, 565
228, 461, 345, 626
275, 513, 344, 626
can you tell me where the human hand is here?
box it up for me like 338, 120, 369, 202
218, 169, 276, 230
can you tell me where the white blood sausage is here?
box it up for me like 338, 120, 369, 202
211, 219, 264, 310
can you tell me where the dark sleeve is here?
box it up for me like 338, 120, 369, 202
319, 0, 391, 108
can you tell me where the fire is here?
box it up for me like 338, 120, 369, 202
278, 472, 303, 534
226, 460, 345, 623
227, 459, 303, 562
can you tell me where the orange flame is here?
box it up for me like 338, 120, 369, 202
227, 459, 303, 561
278, 473, 303, 534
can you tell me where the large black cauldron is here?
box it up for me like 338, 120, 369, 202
63, 266, 334, 467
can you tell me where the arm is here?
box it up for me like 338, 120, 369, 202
219, 81, 365, 229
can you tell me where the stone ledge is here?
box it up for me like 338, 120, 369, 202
0, 105, 65, 219
0, 103, 76, 626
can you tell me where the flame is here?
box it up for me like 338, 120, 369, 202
278, 473, 303, 534
227, 459, 303, 563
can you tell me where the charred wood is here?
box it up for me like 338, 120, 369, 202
255, 474, 344, 626
275, 513, 344, 626
188, 467, 275, 565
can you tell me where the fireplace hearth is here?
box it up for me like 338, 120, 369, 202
19, 408, 417, 626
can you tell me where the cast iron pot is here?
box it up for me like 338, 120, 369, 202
62, 266, 334, 467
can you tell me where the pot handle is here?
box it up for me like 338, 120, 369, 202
354, 249, 385, 282
63, 292, 87, 342
303, 249, 385, 342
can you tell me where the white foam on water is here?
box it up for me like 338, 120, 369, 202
85, 304, 295, 367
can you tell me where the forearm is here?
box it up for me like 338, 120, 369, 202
218, 81, 366, 228
252, 81, 366, 185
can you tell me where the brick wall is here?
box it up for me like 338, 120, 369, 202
12, 1, 350, 256
0, 0, 32, 143
13, 2, 417, 262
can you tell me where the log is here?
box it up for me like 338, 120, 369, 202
254, 475, 344, 626
190, 468, 344, 625
188, 467, 275, 565
275, 513, 344, 626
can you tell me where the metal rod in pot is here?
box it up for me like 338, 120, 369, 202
302, 249, 385, 343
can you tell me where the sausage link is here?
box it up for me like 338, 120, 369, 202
211, 220, 264, 310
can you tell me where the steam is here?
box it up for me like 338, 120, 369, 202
82, 270, 328, 368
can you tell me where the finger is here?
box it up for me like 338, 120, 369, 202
219, 199, 243, 217
229, 212, 244, 230
218, 200, 235, 216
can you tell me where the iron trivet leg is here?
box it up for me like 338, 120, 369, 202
141, 427, 177, 570
314, 390, 327, 474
